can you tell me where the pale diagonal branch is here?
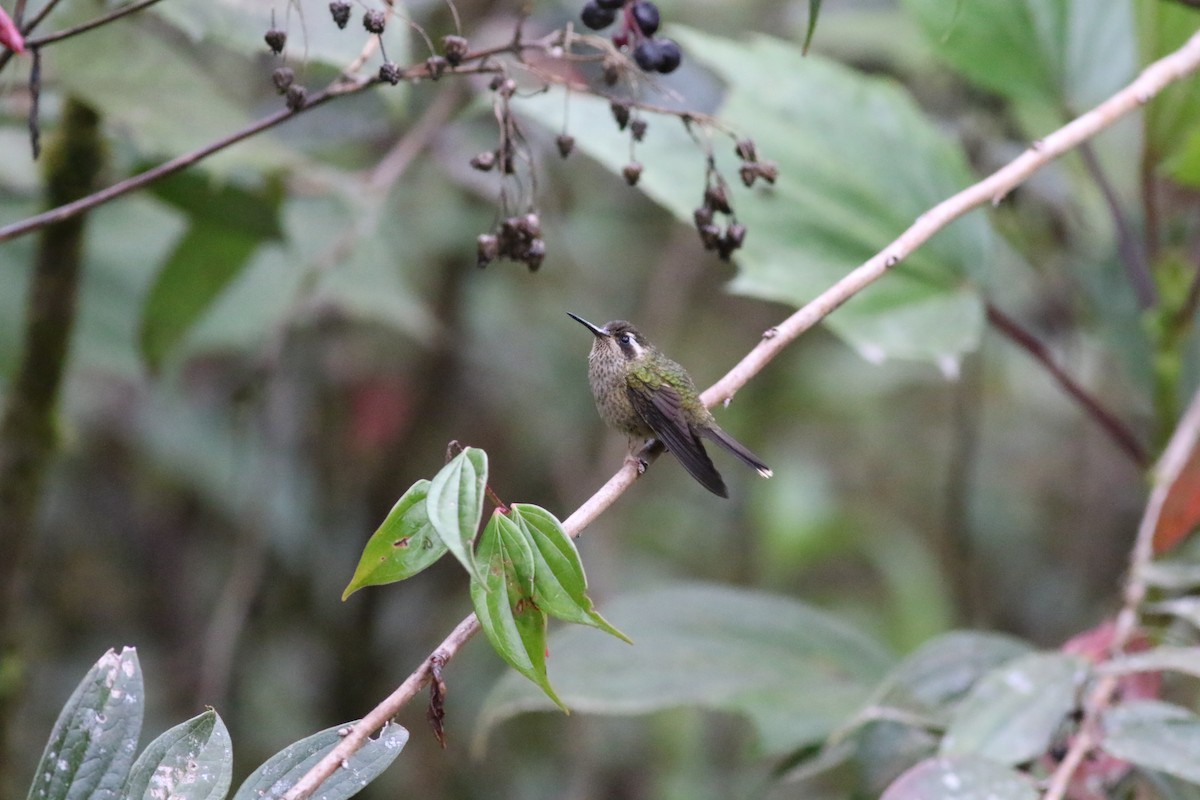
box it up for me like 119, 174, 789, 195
281, 24, 1200, 800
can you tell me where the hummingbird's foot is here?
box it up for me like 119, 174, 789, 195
624, 453, 649, 476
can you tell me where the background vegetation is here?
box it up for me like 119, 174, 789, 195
3, 0, 1200, 798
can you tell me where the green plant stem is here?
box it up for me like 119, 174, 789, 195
0, 97, 104, 798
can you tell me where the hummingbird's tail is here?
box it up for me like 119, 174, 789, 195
701, 426, 773, 479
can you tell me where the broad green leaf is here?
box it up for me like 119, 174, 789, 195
475, 583, 892, 755
342, 480, 448, 599
880, 755, 1039, 800
850, 631, 1033, 732
1101, 700, 1200, 783
26, 648, 144, 800
231, 721, 408, 800
508, 504, 630, 642
1139, 1, 1200, 184
519, 29, 994, 366
902, 0, 1135, 118
125, 710, 232, 800
1100, 645, 1200, 680
940, 652, 1088, 765
139, 171, 284, 371
426, 448, 488, 583
471, 513, 565, 711
1140, 560, 1200, 591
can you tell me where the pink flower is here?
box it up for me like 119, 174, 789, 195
0, 5, 26, 54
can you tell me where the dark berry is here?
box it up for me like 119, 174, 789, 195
442, 35, 469, 66
633, 40, 662, 71
631, 1, 660, 36
265, 28, 286, 54
610, 100, 631, 130
656, 38, 682, 73
596, 0, 625, 9
556, 134, 575, 158
379, 61, 401, 84
329, 1, 351, 28
363, 10, 386, 34
580, 1, 617, 30
272, 66, 295, 94
623, 162, 643, 186
630, 118, 647, 142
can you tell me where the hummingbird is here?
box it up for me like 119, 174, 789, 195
568, 313, 772, 498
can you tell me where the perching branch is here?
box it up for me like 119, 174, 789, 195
281, 24, 1200, 800
1041, 384, 1200, 800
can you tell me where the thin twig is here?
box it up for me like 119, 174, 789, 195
281, 25, 1200, 800
1042, 386, 1200, 800
23, 0, 166, 47
985, 302, 1148, 466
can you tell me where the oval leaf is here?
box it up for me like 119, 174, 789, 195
1100, 700, 1200, 783
509, 504, 630, 643
125, 710, 232, 800
940, 652, 1088, 764
426, 448, 487, 583
342, 480, 447, 599
475, 583, 891, 755
471, 513, 565, 712
880, 755, 1039, 800
231, 721, 408, 800
26, 648, 144, 800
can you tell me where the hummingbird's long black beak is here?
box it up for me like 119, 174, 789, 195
567, 312, 607, 337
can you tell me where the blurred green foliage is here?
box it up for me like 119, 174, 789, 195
3, 0, 1200, 798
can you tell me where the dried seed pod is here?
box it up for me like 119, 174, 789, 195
519, 213, 542, 240
704, 183, 732, 214
442, 35, 469, 66
525, 238, 546, 272
693, 207, 714, 229
470, 151, 497, 171
610, 100, 631, 130
379, 61, 401, 85
630, 118, 648, 142
735, 138, 757, 162
739, 163, 758, 188
495, 78, 516, 97
272, 66, 295, 94
556, 134, 575, 158
601, 56, 621, 86
697, 223, 721, 250
477, 233, 499, 268
426, 55, 448, 80
363, 9, 386, 34
725, 222, 747, 249
265, 28, 287, 54
756, 160, 779, 184
622, 161, 643, 186
329, 0, 351, 28
488, 75, 505, 91
285, 84, 307, 111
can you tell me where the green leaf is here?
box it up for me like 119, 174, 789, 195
1100, 645, 1200, 680
1100, 700, 1200, 783
230, 721, 408, 800
1139, 1, 1200, 184
426, 448, 488, 583
508, 504, 630, 643
342, 480, 448, 599
471, 513, 566, 711
25, 648, 144, 800
138, 172, 284, 372
880, 755, 1039, 800
125, 710, 232, 800
475, 583, 892, 755
940, 652, 1088, 765
518, 29, 994, 366
901, 0, 1135, 117
851, 631, 1033, 731
802, 0, 822, 54
1139, 560, 1200, 591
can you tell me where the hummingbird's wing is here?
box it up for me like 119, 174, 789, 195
626, 383, 728, 498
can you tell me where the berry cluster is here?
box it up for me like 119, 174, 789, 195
477, 215, 546, 272
263, 14, 309, 110
693, 180, 745, 261
580, 0, 681, 74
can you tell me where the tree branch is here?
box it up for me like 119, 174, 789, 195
23, 0, 167, 47
1042, 384, 1200, 800
280, 24, 1200, 800
985, 302, 1148, 466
